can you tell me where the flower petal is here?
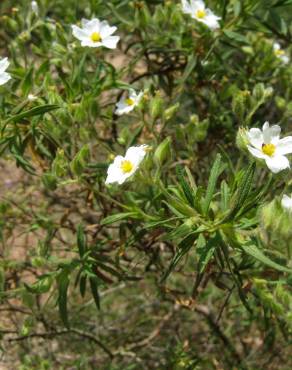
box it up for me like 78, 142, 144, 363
0, 57, 9, 73
262, 121, 269, 131
106, 156, 124, 184
247, 127, 263, 149
81, 18, 90, 27
191, 0, 205, 11
281, 194, 292, 212
247, 145, 266, 159
101, 36, 120, 49
203, 11, 221, 29
276, 136, 292, 155
80, 39, 102, 48
82, 18, 100, 32
263, 122, 281, 144
0, 72, 11, 86
181, 0, 192, 14
281, 55, 289, 64
72, 25, 90, 42
265, 155, 290, 173
99, 21, 117, 38
125, 146, 147, 167
115, 101, 135, 115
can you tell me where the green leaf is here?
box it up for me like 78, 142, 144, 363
203, 154, 222, 216
70, 145, 90, 176
57, 271, 70, 327
220, 180, 230, 211
223, 162, 256, 222
179, 53, 197, 85
241, 242, 292, 273
223, 30, 248, 44
77, 224, 86, 258
79, 274, 87, 298
161, 233, 198, 283
197, 234, 219, 274
6, 104, 59, 123
165, 220, 194, 241
176, 165, 194, 207
101, 212, 139, 225
24, 275, 53, 294
89, 277, 100, 310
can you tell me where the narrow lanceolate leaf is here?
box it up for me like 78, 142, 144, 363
89, 277, 100, 310
57, 271, 70, 328
161, 232, 198, 283
203, 154, 222, 216
101, 212, 139, 225
79, 274, 87, 298
176, 165, 194, 207
6, 104, 60, 123
223, 162, 256, 222
197, 233, 219, 274
241, 242, 292, 274
164, 220, 194, 242
179, 53, 197, 85
77, 224, 86, 258
220, 180, 230, 211
229, 163, 256, 218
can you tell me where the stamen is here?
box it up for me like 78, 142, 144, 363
262, 143, 276, 156
121, 160, 133, 173
91, 32, 101, 42
125, 98, 135, 106
196, 9, 206, 19
275, 49, 285, 56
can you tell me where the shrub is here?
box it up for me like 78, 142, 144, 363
0, 0, 292, 369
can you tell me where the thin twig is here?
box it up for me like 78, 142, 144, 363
6, 328, 113, 359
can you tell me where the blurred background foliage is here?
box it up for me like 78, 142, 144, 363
0, 0, 292, 369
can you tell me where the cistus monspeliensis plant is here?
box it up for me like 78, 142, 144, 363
0, 0, 292, 369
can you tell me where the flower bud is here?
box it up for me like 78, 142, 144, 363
70, 145, 90, 176
52, 149, 68, 177
232, 90, 249, 120
236, 127, 249, 151
150, 91, 164, 120
253, 83, 265, 101
154, 136, 172, 165
164, 103, 180, 121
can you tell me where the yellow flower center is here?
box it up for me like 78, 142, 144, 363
275, 49, 285, 56
196, 9, 206, 19
262, 143, 276, 156
125, 98, 135, 106
91, 32, 101, 42
121, 160, 133, 173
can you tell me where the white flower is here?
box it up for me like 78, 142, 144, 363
71, 18, 120, 49
106, 145, 148, 185
247, 122, 292, 173
281, 194, 292, 213
181, 0, 221, 30
31, 1, 39, 15
273, 42, 289, 64
0, 57, 11, 86
115, 90, 143, 116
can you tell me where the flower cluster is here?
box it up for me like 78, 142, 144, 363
2, 1, 292, 209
